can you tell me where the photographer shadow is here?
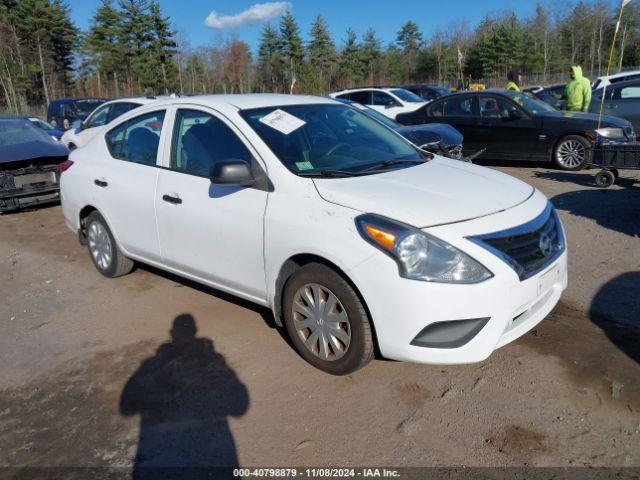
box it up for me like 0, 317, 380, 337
120, 314, 249, 478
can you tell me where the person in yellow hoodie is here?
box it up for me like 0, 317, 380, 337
563, 65, 592, 112
506, 68, 522, 91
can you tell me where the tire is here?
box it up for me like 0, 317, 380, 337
282, 263, 374, 375
595, 170, 615, 188
85, 211, 134, 278
553, 135, 591, 171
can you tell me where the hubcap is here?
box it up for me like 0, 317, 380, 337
556, 140, 586, 168
292, 284, 351, 361
87, 221, 112, 270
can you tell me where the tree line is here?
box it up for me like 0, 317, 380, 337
1, 0, 640, 113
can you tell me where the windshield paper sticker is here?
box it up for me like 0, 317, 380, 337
295, 161, 314, 171
259, 109, 306, 135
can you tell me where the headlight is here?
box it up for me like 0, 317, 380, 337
356, 214, 492, 284
595, 127, 625, 138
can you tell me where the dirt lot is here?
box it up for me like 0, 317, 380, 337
0, 163, 639, 472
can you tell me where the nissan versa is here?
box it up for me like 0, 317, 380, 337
60, 94, 568, 375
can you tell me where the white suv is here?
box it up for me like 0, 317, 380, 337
60, 94, 567, 375
329, 87, 427, 119
61, 97, 159, 150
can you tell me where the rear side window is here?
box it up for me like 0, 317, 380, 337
372, 91, 398, 106
617, 85, 640, 99
105, 110, 165, 166
347, 91, 371, 104
430, 96, 476, 117
109, 102, 140, 121
170, 109, 252, 177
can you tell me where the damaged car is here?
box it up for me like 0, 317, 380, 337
0, 118, 69, 212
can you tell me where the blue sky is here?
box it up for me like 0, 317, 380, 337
68, 0, 618, 52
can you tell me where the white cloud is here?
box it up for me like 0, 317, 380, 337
205, 2, 291, 29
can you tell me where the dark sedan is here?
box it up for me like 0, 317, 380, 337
335, 98, 465, 159
0, 118, 69, 212
396, 90, 635, 170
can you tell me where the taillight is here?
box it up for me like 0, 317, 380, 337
60, 160, 74, 173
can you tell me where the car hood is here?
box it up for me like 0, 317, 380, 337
0, 140, 69, 164
541, 109, 630, 128
313, 157, 534, 228
395, 123, 463, 147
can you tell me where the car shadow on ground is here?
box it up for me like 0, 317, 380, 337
590, 272, 640, 366
120, 313, 249, 478
547, 183, 640, 237
535, 170, 639, 188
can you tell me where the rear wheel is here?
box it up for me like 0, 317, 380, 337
85, 211, 133, 277
282, 263, 373, 375
554, 135, 590, 171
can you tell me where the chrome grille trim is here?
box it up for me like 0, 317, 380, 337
467, 203, 565, 281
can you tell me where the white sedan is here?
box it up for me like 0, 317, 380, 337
60, 94, 567, 374
329, 87, 427, 119
60, 97, 159, 150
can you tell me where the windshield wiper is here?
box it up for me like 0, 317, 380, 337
357, 158, 427, 173
297, 169, 361, 178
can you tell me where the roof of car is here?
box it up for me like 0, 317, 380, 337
103, 96, 162, 106
147, 93, 337, 110
596, 69, 640, 81
331, 87, 404, 95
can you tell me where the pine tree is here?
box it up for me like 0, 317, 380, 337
257, 23, 283, 92
148, 0, 177, 93
278, 11, 304, 93
396, 21, 423, 82
361, 28, 382, 84
307, 14, 336, 91
338, 28, 364, 87
86, 0, 126, 96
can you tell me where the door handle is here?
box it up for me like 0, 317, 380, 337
606, 104, 619, 109
162, 194, 182, 205
94, 178, 108, 187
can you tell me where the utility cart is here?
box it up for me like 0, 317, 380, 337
590, 138, 640, 188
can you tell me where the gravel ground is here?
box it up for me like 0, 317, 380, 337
0, 162, 639, 472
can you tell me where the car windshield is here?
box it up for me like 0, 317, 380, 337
240, 104, 425, 176
0, 120, 52, 147
504, 91, 557, 114
390, 89, 424, 103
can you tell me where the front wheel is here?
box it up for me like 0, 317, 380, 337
553, 135, 591, 171
282, 263, 374, 375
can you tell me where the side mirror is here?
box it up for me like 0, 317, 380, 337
209, 160, 254, 186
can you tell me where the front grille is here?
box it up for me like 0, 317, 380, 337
468, 204, 565, 280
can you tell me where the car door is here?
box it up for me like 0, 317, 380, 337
155, 106, 268, 301
98, 109, 166, 262
370, 91, 404, 118
477, 94, 542, 159
427, 95, 482, 154
608, 83, 640, 131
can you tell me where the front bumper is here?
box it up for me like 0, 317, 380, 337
347, 190, 568, 364
0, 166, 60, 212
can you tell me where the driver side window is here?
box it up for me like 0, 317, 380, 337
170, 109, 252, 178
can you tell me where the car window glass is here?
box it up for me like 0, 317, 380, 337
170, 109, 252, 177
109, 102, 140, 121
86, 105, 111, 128
618, 85, 640, 99
441, 96, 475, 117
348, 91, 371, 104
480, 96, 516, 118
372, 91, 398, 106
105, 110, 165, 165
